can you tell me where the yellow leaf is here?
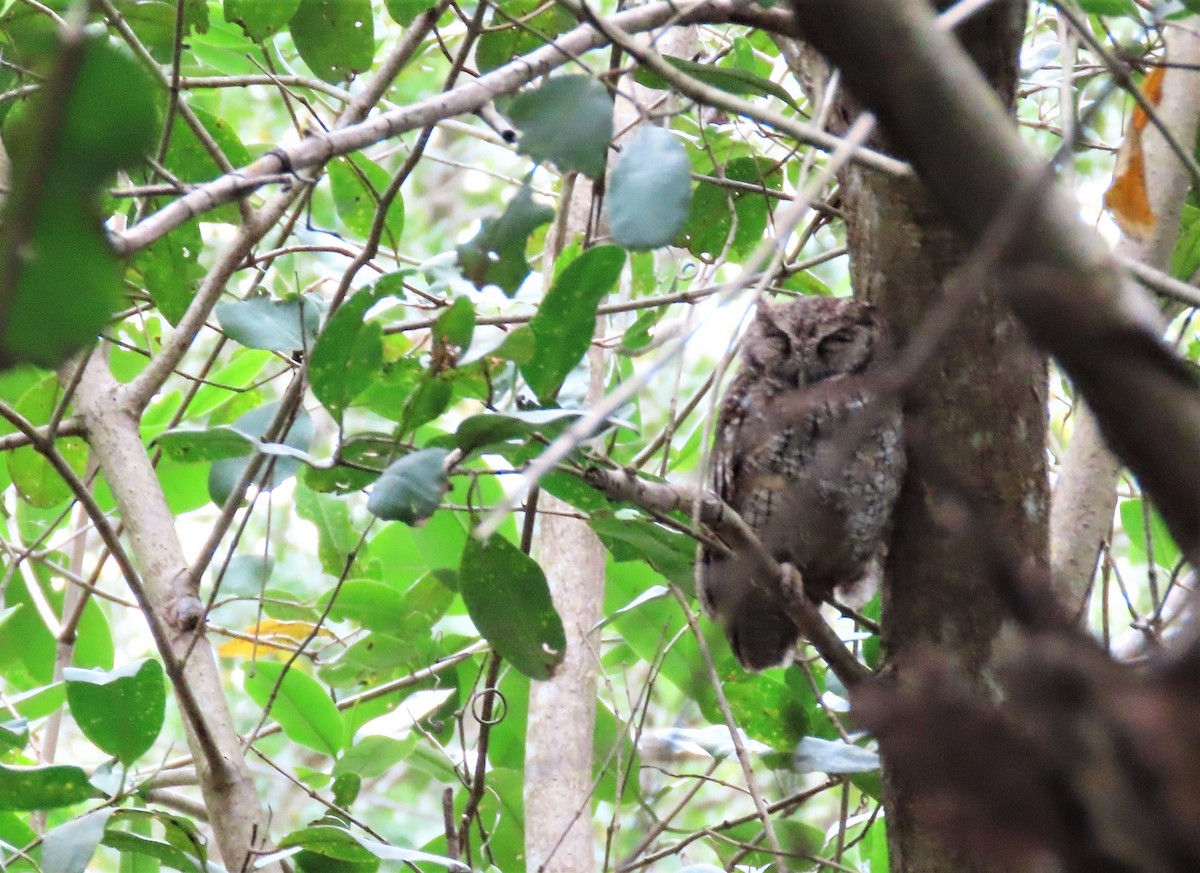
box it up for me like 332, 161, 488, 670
217, 620, 333, 658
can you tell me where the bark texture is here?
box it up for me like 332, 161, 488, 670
76, 353, 278, 873
827, 2, 1046, 870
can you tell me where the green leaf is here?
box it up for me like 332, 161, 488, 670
42, 808, 115, 873
0, 718, 28, 753
309, 285, 395, 422
521, 246, 626, 401
1077, 0, 1138, 14
324, 579, 407, 630
475, 0, 575, 73
454, 408, 584, 455
385, 0, 433, 24
620, 306, 665, 352
160, 105, 252, 224
289, 0, 375, 83
1172, 204, 1200, 280
328, 154, 405, 245
7, 375, 88, 508
216, 294, 322, 353
608, 126, 693, 250
459, 535, 566, 680
332, 772, 361, 808
589, 514, 694, 585
243, 661, 346, 755
679, 155, 780, 260
295, 484, 358, 575
508, 76, 613, 179
0, 37, 159, 369
64, 660, 165, 765
0, 763, 95, 811
225, 0, 302, 40
303, 432, 394, 493
114, 1, 209, 63
1119, 498, 1182, 569
208, 403, 315, 506
456, 179, 554, 295
722, 669, 811, 752
434, 296, 475, 351
103, 819, 206, 873
632, 54, 800, 110
136, 219, 205, 325
334, 735, 416, 778
367, 449, 450, 524
154, 426, 257, 462
273, 823, 468, 871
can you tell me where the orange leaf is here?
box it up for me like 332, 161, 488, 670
1103, 66, 1167, 242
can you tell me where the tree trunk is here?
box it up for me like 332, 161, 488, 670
834, 2, 1047, 870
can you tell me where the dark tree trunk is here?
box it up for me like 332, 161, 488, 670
833, 2, 1048, 870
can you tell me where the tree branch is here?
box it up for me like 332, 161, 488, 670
111, 1, 893, 256
790, 0, 1200, 566
583, 467, 871, 687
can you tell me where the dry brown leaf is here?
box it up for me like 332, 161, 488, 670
1103, 65, 1166, 241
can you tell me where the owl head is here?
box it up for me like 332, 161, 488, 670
743, 296, 882, 386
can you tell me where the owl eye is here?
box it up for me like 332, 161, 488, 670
817, 327, 866, 368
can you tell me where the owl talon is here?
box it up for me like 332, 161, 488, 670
779, 562, 805, 601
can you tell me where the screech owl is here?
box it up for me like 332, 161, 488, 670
699, 296, 905, 670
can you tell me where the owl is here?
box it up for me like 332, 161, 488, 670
699, 296, 905, 670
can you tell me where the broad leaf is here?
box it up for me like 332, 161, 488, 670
328, 154, 405, 244
679, 155, 781, 260
0, 763, 95, 811
0, 37, 158, 368
367, 449, 450, 524
608, 126, 693, 250
64, 660, 165, 766
216, 294, 321, 353
154, 426, 257, 462
41, 808, 115, 873
225, 0, 302, 40
521, 246, 626, 401
289, 0, 375, 83
243, 661, 345, 755
208, 403, 315, 506
793, 736, 881, 774
457, 179, 554, 295
475, 0, 574, 73
459, 535, 566, 680
309, 284, 397, 422
508, 76, 613, 179
633, 54, 800, 110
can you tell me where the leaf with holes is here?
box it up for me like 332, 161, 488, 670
457, 180, 554, 295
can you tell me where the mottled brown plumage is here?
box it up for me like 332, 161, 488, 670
700, 296, 905, 670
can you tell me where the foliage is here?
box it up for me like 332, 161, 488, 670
0, 1, 1187, 872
